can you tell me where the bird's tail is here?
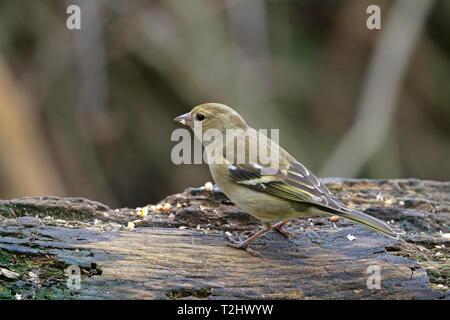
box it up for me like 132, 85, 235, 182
336, 210, 403, 239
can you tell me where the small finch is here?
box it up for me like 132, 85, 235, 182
175, 103, 400, 256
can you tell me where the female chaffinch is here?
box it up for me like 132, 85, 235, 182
175, 103, 399, 256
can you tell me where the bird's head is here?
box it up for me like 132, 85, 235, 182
174, 103, 248, 135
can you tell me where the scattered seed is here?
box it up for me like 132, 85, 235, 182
330, 216, 339, 222
204, 182, 214, 191
139, 207, 149, 217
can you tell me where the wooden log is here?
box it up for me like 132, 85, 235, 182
0, 178, 448, 299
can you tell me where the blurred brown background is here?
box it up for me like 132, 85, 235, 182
0, 0, 448, 208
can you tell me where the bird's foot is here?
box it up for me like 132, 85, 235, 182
224, 233, 263, 258
272, 221, 293, 239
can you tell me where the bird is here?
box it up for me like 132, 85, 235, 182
174, 103, 400, 257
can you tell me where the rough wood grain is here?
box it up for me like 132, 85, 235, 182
0, 178, 448, 300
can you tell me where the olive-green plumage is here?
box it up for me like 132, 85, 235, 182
175, 103, 400, 255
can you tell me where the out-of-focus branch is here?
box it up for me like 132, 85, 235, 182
0, 54, 66, 198
66, 0, 117, 206
68, 0, 108, 116
321, 0, 436, 178
225, 0, 274, 106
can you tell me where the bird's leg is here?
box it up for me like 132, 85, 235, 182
272, 220, 293, 238
225, 226, 273, 257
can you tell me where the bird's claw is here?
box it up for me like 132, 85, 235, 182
224, 234, 263, 258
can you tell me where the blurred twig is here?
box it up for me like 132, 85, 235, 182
321, 0, 436, 178
67, 0, 117, 206
225, 0, 275, 114
0, 54, 66, 198
68, 0, 108, 115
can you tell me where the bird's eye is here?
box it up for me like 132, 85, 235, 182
196, 114, 205, 121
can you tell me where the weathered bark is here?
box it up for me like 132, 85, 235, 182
0, 178, 448, 299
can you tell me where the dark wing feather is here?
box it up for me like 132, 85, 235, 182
228, 160, 351, 214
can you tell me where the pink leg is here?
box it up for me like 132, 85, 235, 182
273, 220, 293, 238
225, 227, 273, 257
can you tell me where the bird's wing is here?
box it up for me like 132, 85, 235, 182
227, 158, 351, 214
221, 127, 350, 214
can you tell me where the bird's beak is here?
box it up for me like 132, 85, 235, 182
174, 112, 194, 127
